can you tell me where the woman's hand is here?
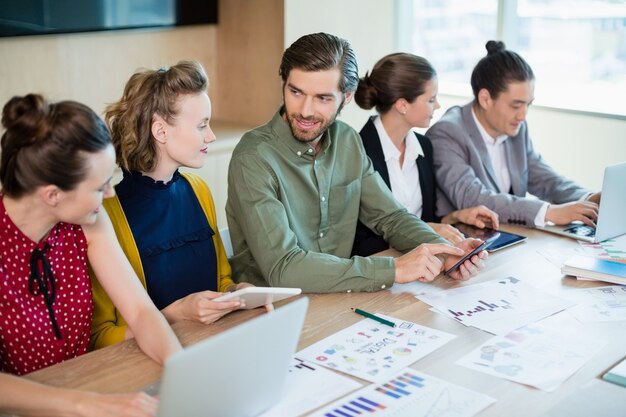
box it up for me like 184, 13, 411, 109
227, 282, 274, 312
161, 290, 242, 325
428, 222, 465, 245
443, 205, 500, 229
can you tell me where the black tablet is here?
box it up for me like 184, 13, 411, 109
453, 223, 527, 252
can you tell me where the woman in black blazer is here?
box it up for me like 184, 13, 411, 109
352, 53, 499, 256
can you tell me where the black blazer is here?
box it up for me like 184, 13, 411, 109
352, 117, 438, 257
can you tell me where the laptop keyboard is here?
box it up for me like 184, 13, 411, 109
563, 224, 596, 237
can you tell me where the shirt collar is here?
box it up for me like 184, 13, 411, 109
471, 108, 508, 146
270, 107, 331, 158
373, 115, 423, 162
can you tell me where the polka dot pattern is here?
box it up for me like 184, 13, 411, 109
0, 198, 92, 376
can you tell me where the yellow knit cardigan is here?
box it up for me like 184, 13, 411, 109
89, 172, 234, 350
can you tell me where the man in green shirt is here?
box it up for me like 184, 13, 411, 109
226, 32, 486, 293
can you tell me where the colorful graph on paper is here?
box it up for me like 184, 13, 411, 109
309, 369, 495, 417
457, 323, 607, 392
418, 277, 574, 335
579, 234, 626, 262
297, 316, 455, 382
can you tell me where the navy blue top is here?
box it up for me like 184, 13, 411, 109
115, 170, 218, 310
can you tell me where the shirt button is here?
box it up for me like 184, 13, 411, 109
381, 284, 386, 289
346, 289, 352, 293
297, 151, 302, 156
319, 232, 324, 238
308, 148, 313, 153
321, 196, 326, 202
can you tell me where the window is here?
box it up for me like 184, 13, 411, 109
400, 0, 626, 116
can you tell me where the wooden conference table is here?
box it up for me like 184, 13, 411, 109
24, 225, 626, 416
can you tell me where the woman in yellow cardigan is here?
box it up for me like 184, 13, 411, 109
90, 61, 248, 349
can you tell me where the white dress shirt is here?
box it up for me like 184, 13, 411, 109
471, 109, 548, 226
374, 116, 424, 218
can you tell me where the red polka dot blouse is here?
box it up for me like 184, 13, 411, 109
0, 198, 93, 375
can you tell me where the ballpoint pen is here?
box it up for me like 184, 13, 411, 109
351, 308, 396, 328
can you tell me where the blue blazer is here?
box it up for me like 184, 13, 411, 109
352, 117, 438, 257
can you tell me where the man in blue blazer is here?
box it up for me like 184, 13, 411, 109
427, 41, 600, 228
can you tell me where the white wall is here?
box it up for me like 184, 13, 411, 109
284, 0, 396, 130
283, 0, 626, 191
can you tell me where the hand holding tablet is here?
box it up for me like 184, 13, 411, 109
213, 287, 302, 309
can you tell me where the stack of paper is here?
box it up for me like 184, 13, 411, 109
561, 255, 626, 285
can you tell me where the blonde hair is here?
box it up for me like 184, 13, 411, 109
105, 60, 208, 172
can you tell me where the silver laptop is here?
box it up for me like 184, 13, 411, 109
538, 162, 626, 243
152, 297, 308, 417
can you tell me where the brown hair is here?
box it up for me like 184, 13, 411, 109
1, 94, 111, 198
471, 40, 534, 101
105, 60, 208, 172
355, 53, 436, 114
279, 32, 358, 94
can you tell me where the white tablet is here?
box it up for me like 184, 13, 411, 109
213, 287, 302, 309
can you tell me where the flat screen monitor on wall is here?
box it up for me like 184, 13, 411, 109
0, 0, 218, 37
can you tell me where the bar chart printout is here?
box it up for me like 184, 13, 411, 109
310, 369, 495, 417
418, 277, 574, 335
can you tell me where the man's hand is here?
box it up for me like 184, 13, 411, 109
443, 238, 488, 281
393, 243, 464, 284
546, 201, 599, 226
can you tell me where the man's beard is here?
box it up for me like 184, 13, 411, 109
284, 100, 345, 143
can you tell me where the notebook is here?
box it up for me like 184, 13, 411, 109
537, 162, 626, 243
151, 297, 309, 417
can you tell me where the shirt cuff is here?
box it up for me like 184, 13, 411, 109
534, 202, 550, 227
580, 192, 594, 202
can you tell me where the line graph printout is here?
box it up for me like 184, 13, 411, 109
309, 368, 495, 417
418, 277, 574, 335
562, 285, 626, 322
297, 316, 455, 382
457, 323, 607, 392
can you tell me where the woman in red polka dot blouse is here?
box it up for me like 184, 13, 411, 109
0, 94, 182, 416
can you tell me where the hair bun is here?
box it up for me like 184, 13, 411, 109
354, 73, 378, 110
485, 40, 506, 55
1, 94, 51, 144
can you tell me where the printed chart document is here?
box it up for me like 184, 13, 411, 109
260, 357, 362, 417
562, 285, 626, 323
456, 323, 607, 391
418, 277, 574, 335
309, 368, 495, 417
578, 233, 626, 262
297, 315, 455, 382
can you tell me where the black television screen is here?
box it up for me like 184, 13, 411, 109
0, 0, 218, 37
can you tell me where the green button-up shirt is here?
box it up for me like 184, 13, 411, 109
226, 109, 447, 293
